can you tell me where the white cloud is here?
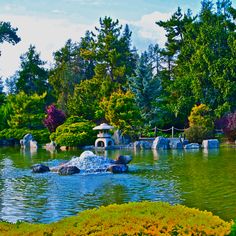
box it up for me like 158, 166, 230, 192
0, 14, 95, 78
0, 10, 171, 78
127, 11, 171, 49
51, 9, 64, 14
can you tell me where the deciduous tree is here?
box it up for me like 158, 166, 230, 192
7, 92, 46, 129
100, 90, 141, 139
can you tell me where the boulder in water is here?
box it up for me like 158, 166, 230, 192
134, 141, 151, 149
20, 133, 37, 150
108, 164, 128, 173
32, 164, 50, 173
114, 155, 132, 165
58, 166, 80, 175
184, 143, 200, 149
169, 138, 183, 149
202, 139, 219, 149
152, 137, 170, 150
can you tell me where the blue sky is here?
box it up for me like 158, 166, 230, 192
0, 0, 235, 78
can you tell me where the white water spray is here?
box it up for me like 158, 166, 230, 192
66, 151, 113, 173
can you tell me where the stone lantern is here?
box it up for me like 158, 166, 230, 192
93, 123, 114, 148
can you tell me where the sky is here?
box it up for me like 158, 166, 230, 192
0, 0, 234, 78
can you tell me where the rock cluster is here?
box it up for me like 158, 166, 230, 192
133, 137, 220, 150
31, 151, 132, 175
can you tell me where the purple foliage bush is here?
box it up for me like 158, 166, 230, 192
44, 104, 66, 132
216, 111, 236, 141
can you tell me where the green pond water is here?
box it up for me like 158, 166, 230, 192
0, 146, 235, 223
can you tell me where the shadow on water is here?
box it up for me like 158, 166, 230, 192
0, 146, 235, 223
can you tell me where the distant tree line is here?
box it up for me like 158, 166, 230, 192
0, 0, 236, 144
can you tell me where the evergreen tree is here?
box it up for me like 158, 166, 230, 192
67, 17, 137, 121
49, 39, 95, 113
16, 45, 49, 95
129, 46, 167, 127
81, 17, 137, 92
156, 7, 194, 81
0, 21, 20, 56
0, 77, 5, 105
5, 74, 18, 95
158, 0, 236, 124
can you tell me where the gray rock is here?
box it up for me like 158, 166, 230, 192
108, 164, 128, 173
134, 141, 151, 149
152, 137, 170, 150
45, 141, 57, 151
169, 138, 183, 149
112, 130, 131, 145
133, 141, 140, 149
202, 139, 219, 149
31, 164, 50, 173
182, 140, 189, 146
20, 133, 37, 150
58, 166, 80, 175
114, 155, 132, 165
184, 143, 200, 149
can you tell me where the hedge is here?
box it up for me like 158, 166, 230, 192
0, 128, 50, 144
50, 116, 96, 147
0, 201, 233, 235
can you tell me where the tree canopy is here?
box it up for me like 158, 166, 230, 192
0, 21, 20, 57
15, 45, 49, 95
1, 1, 236, 143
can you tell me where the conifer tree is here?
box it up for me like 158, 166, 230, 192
16, 45, 48, 95
129, 46, 166, 127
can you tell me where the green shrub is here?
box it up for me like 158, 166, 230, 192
50, 116, 96, 147
30, 129, 50, 144
188, 104, 214, 129
0, 201, 232, 235
0, 128, 50, 144
0, 128, 29, 140
185, 126, 213, 143
185, 104, 214, 143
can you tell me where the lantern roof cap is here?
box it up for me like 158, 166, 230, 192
93, 123, 114, 130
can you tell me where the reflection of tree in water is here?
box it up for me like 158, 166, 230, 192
165, 149, 236, 221
97, 184, 128, 206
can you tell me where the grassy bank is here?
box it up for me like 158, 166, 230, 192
0, 201, 233, 235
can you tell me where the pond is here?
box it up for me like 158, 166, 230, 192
0, 146, 235, 223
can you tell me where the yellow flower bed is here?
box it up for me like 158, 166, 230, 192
0, 201, 233, 235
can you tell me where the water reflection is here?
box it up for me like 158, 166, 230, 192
20, 148, 38, 158
202, 148, 220, 157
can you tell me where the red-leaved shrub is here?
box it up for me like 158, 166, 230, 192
216, 111, 236, 141
44, 104, 66, 133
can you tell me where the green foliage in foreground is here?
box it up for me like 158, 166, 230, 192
50, 116, 96, 147
0, 201, 233, 236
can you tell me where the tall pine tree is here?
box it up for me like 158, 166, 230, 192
16, 45, 48, 95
